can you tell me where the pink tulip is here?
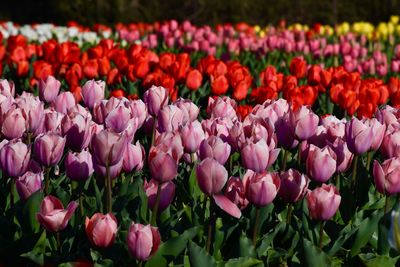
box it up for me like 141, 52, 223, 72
328, 138, 353, 173
157, 105, 185, 133
179, 120, 205, 153
61, 113, 92, 151
369, 118, 386, 151
306, 145, 337, 182
53, 92, 76, 114
174, 98, 199, 122
127, 222, 161, 261
85, 213, 118, 248
279, 169, 309, 203
241, 139, 271, 173
148, 150, 178, 182
0, 140, 31, 177
93, 159, 123, 179
16, 93, 45, 134
275, 116, 299, 149
39, 75, 61, 103
380, 124, 400, 158
207, 97, 237, 120
224, 177, 249, 210
81, 80, 105, 109
144, 179, 175, 212
123, 141, 145, 172
307, 184, 341, 221
289, 105, 319, 141
42, 109, 64, 134
36, 195, 78, 232
16, 171, 43, 201
65, 150, 94, 181
153, 132, 184, 162
373, 158, 400, 195
105, 105, 133, 133
0, 79, 15, 97
34, 132, 66, 166
345, 117, 374, 155
243, 170, 280, 207
1, 107, 26, 139
143, 86, 169, 117
91, 129, 127, 167
129, 99, 148, 129
199, 136, 231, 165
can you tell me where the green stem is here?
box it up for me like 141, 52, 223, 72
138, 261, 143, 267
384, 195, 389, 214
366, 151, 373, 172
335, 173, 340, 191
206, 197, 215, 253
56, 232, 61, 254
252, 207, 261, 246
8, 178, 14, 210
151, 117, 157, 147
151, 182, 162, 226
319, 221, 325, 249
105, 165, 112, 213
351, 155, 359, 189
282, 149, 289, 171
286, 203, 293, 225
44, 167, 51, 195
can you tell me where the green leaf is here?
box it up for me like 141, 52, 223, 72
351, 210, 384, 257
21, 191, 44, 233
20, 231, 47, 265
327, 224, 357, 256
301, 239, 331, 267
225, 257, 263, 267
145, 226, 200, 267
359, 254, 397, 267
239, 233, 256, 257
188, 240, 216, 267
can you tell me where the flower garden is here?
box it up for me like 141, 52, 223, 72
1, 17, 400, 266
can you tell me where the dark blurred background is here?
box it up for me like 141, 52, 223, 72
0, 0, 399, 26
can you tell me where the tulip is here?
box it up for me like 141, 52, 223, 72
306, 145, 337, 182
328, 138, 353, 173
1, 107, 26, 140
174, 98, 199, 122
36, 195, 78, 232
152, 132, 184, 162
105, 105, 133, 133
389, 209, 400, 252
380, 124, 400, 159
207, 97, 237, 120
157, 105, 185, 133
289, 105, 319, 141
373, 158, 400, 195
53, 92, 76, 114
129, 99, 148, 129
91, 129, 127, 167
127, 222, 161, 261
93, 159, 123, 180
179, 120, 205, 153
62, 113, 92, 151
0, 79, 15, 97
144, 179, 175, 212
34, 132, 66, 166
39, 75, 61, 103
224, 177, 249, 210
0, 140, 31, 177
241, 139, 271, 173
306, 184, 341, 221
196, 158, 228, 196
143, 86, 169, 117
186, 69, 203, 91
123, 141, 145, 173
148, 150, 178, 183
85, 213, 118, 248
279, 169, 309, 203
65, 150, 94, 181
289, 57, 307, 79
243, 169, 280, 207
345, 117, 374, 155
16, 93, 45, 135
81, 80, 105, 109
16, 171, 43, 201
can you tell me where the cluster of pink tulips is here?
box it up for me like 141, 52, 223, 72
0, 73, 400, 265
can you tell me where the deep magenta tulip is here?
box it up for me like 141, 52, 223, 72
36, 195, 78, 232
279, 169, 309, 203
34, 132, 66, 166
127, 222, 161, 261
144, 179, 175, 212
85, 213, 118, 248
65, 150, 94, 181
306, 184, 341, 221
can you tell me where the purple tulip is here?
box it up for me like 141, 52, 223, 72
148, 149, 178, 182
91, 129, 127, 167
0, 79, 15, 97
373, 158, 400, 195
62, 113, 92, 151
241, 139, 272, 173
289, 105, 319, 141
65, 150, 94, 181
224, 177, 249, 210
243, 169, 280, 207
207, 97, 237, 120
16, 171, 43, 201
127, 222, 161, 261
279, 169, 309, 203
345, 117, 374, 155
105, 105, 133, 133
199, 136, 231, 165
16, 93, 45, 134
81, 80, 105, 109
34, 132, 66, 166
123, 141, 145, 173
53, 92, 76, 114
144, 179, 175, 212
157, 105, 185, 133
0, 140, 31, 177
306, 145, 337, 182
143, 85, 169, 117
38, 75, 60, 103
1, 107, 26, 139
179, 120, 205, 153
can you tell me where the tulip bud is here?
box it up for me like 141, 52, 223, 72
179, 120, 205, 153
224, 177, 249, 210
85, 213, 118, 248
373, 158, 400, 195
91, 129, 127, 167
123, 141, 145, 173
148, 150, 178, 182
16, 171, 43, 201
243, 170, 280, 207
241, 139, 271, 173
0, 79, 15, 97
81, 80, 105, 109
196, 158, 228, 196
144, 179, 175, 212
186, 69, 203, 91
39, 75, 61, 103
279, 169, 309, 203
53, 92, 76, 114
1, 107, 26, 139
0, 140, 31, 177
127, 222, 161, 261
36, 195, 78, 232
306, 145, 337, 182
306, 184, 341, 221
65, 150, 94, 181
345, 117, 374, 155
143, 86, 169, 117
34, 132, 66, 166
289, 105, 319, 141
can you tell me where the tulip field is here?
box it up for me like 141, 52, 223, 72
2, 17, 400, 266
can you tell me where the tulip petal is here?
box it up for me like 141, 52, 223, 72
213, 194, 241, 219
